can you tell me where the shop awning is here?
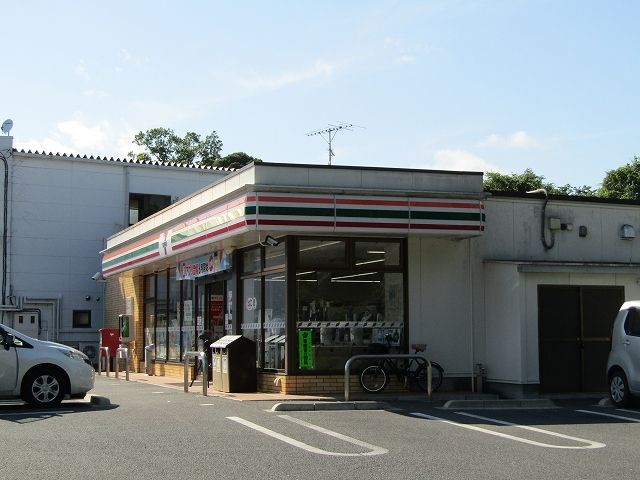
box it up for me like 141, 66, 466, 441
101, 191, 484, 277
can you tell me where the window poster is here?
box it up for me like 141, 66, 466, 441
298, 330, 313, 369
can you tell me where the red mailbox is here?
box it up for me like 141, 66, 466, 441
99, 328, 120, 358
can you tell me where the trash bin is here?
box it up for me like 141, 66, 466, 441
210, 346, 223, 390
209, 335, 256, 392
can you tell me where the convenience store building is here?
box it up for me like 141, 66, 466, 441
101, 162, 640, 397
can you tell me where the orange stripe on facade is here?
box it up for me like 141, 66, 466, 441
103, 234, 159, 261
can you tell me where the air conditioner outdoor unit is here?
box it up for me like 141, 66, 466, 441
79, 342, 99, 366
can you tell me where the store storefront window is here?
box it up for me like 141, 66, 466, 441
182, 281, 195, 357
264, 272, 286, 369
243, 248, 262, 274
168, 272, 180, 361
354, 241, 400, 267
241, 277, 262, 367
155, 272, 167, 360
144, 275, 155, 351
298, 240, 345, 267
296, 238, 404, 372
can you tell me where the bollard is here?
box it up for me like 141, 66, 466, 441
98, 346, 110, 377
184, 351, 207, 396
115, 346, 129, 381
144, 344, 155, 376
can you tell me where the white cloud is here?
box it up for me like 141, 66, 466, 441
17, 115, 135, 159
83, 89, 109, 98
423, 149, 504, 173
479, 131, 538, 149
238, 60, 338, 92
384, 36, 432, 65
74, 59, 90, 80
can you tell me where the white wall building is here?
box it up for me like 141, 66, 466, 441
0, 135, 227, 362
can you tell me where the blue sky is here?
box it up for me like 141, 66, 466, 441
4, 1, 639, 188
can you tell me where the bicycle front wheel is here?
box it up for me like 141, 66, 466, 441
416, 362, 444, 392
360, 365, 388, 393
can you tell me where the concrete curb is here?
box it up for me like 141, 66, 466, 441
442, 398, 556, 409
271, 401, 387, 412
89, 395, 111, 406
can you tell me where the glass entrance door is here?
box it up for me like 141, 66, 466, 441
207, 282, 225, 342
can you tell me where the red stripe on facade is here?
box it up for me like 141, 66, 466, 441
257, 195, 333, 204
336, 198, 408, 207
103, 235, 159, 261
103, 251, 161, 275
409, 200, 481, 209
173, 195, 251, 231
335, 221, 408, 229
171, 220, 249, 250
409, 224, 483, 231
258, 219, 335, 227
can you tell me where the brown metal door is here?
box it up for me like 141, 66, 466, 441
538, 285, 624, 393
581, 286, 624, 391
538, 286, 581, 392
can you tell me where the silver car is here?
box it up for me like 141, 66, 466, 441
607, 301, 640, 406
0, 324, 95, 407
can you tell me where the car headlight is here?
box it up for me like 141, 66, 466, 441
57, 348, 88, 362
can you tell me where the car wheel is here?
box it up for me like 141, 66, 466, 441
609, 370, 631, 407
23, 369, 65, 407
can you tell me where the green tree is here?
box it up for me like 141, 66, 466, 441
484, 169, 554, 193
129, 128, 223, 166
214, 152, 262, 169
600, 156, 640, 200
484, 169, 596, 196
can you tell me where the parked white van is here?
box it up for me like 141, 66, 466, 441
0, 324, 95, 407
607, 301, 640, 406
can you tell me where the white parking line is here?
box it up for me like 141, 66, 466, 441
577, 409, 640, 423
411, 412, 605, 449
227, 416, 388, 456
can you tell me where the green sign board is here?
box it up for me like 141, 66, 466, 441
298, 330, 313, 369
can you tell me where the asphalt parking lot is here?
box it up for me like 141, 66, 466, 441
2, 376, 639, 480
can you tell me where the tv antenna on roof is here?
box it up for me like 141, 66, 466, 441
306, 121, 363, 165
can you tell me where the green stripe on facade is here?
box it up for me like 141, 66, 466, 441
411, 211, 483, 221
336, 208, 409, 219
255, 206, 336, 217
103, 243, 159, 268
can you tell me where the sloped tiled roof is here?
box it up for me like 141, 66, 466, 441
12, 148, 234, 171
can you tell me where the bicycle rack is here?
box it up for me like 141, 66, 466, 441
115, 346, 130, 381
184, 351, 207, 396
97, 346, 110, 376
344, 354, 433, 402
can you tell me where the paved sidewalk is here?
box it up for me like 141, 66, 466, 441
97, 370, 338, 402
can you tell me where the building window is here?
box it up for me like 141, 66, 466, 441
144, 270, 198, 362
129, 193, 171, 225
73, 310, 92, 328
295, 238, 404, 372
239, 239, 286, 370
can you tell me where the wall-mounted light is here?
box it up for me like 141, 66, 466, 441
620, 224, 636, 240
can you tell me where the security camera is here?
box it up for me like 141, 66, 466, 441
91, 271, 105, 282
260, 235, 280, 247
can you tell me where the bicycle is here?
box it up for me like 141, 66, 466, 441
359, 340, 444, 393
